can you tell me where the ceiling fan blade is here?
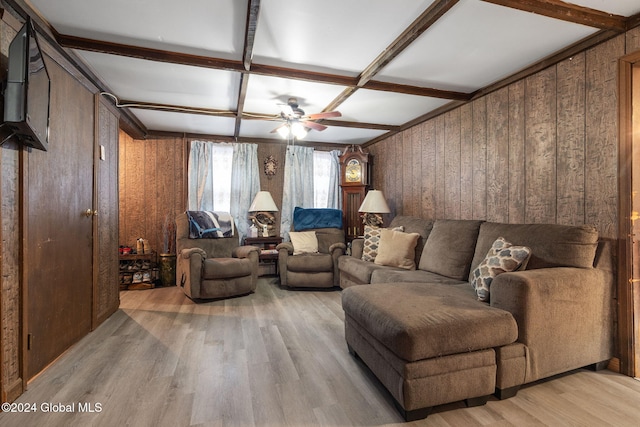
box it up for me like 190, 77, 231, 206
305, 111, 342, 120
302, 121, 328, 132
270, 123, 287, 134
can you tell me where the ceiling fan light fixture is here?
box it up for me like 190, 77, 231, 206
291, 122, 307, 139
277, 125, 291, 139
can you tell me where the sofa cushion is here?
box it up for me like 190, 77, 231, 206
203, 257, 252, 279
315, 228, 345, 254
339, 256, 390, 284
470, 237, 531, 302
388, 216, 434, 265
370, 268, 467, 285
375, 229, 420, 270
362, 225, 403, 262
342, 282, 518, 361
470, 222, 598, 272
287, 252, 333, 272
289, 231, 318, 255
419, 219, 483, 280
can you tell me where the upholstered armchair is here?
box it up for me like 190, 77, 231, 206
276, 208, 346, 289
176, 211, 260, 301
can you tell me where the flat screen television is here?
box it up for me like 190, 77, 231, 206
3, 18, 51, 151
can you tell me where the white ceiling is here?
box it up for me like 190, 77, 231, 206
25, 0, 640, 145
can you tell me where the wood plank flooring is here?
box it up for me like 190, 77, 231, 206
2, 277, 640, 426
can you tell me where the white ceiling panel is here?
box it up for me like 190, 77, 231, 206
239, 119, 285, 140
76, 51, 241, 111
376, 0, 598, 91
338, 90, 450, 126
307, 126, 388, 145
252, 0, 437, 75
30, 0, 246, 59
130, 109, 236, 136
243, 74, 347, 116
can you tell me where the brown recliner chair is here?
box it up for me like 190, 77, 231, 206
277, 227, 346, 289
176, 212, 260, 301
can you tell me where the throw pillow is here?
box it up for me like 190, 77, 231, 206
362, 225, 404, 262
374, 228, 420, 270
289, 231, 319, 255
470, 237, 531, 302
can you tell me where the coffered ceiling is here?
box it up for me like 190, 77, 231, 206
17, 0, 640, 145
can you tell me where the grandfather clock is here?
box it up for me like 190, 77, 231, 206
340, 146, 370, 241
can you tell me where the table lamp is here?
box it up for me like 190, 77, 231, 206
249, 191, 279, 237
358, 190, 390, 227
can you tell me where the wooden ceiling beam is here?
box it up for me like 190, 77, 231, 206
234, 74, 250, 137
482, 0, 627, 32
236, 0, 261, 138
243, 0, 260, 71
56, 33, 473, 102
57, 33, 246, 72
357, 0, 459, 87
320, 0, 459, 115
363, 80, 471, 101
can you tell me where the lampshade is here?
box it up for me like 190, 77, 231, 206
277, 126, 290, 139
249, 191, 278, 212
358, 190, 390, 213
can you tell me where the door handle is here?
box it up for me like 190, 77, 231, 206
84, 209, 93, 217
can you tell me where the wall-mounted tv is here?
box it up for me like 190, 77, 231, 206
3, 17, 51, 151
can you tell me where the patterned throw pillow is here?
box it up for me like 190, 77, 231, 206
470, 237, 531, 302
361, 225, 403, 262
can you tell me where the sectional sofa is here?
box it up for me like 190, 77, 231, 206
339, 216, 614, 420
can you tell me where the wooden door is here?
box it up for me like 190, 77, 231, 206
25, 58, 94, 379
619, 50, 640, 378
93, 96, 120, 328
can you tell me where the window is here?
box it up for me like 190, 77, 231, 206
314, 150, 332, 208
313, 150, 341, 209
188, 141, 234, 212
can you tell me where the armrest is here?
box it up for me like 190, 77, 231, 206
350, 238, 364, 258
233, 245, 260, 259
329, 242, 347, 255
276, 242, 294, 255
177, 248, 207, 300
490, 267, 613, 382
179, 247, 207, 259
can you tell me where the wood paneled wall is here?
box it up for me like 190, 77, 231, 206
119, 139, 289, 247
1, 17, 25, 403
368, 32, 634, 243
118, 134, 186, 254
1, 11, 121, 400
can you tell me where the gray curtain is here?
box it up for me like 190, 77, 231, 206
281, 145, 314, 241
230, 143, 260, 241
327, 149, 342, 209
188, 140, 214, 210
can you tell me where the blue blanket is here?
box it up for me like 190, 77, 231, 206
293, 207, 343, 231
186, 211, 235, 238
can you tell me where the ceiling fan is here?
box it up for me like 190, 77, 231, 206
270, 97, 341, 139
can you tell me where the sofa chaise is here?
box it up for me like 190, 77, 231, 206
339, 216, 614, 420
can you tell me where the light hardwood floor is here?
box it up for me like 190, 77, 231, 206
2, 277, 640, 427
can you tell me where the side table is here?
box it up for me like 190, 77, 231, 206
244, 236, 283, 276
